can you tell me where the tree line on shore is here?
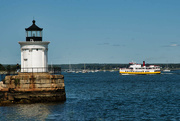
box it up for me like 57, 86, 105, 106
57, 63, 180, 71
0, 64, 17, 72
1, 63, 180, 72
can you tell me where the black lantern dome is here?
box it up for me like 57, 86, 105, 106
25, 20, 43, 41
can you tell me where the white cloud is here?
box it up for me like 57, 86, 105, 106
170, 44, 179, 47
163, 43, 180, 47
112, 44, 120, 46
97, 43, 110, 46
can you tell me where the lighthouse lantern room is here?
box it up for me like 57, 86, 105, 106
19, 20, 50, 72
25, 20, 43, 42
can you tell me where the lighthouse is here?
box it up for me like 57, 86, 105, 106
19, 20, 50, 72
0, 20, 66, 105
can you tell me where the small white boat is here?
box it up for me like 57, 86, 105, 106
82, 70, 88, 73
90, 70, 95, 73
67, 70, 75, 73
110, 70, 115, 72
163, 69, 171, 72
95, 70, 99, 72
163, 64, 171, 72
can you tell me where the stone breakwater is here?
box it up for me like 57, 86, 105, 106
0, 73, 66, 105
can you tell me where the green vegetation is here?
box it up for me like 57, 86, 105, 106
0, 64, 19, 74
14, 79, 20, 86
0, 64, 5, 71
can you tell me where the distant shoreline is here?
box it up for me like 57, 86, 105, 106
0, 63, 180, 74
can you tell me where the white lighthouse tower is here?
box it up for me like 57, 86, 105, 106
19, 20, 50, 72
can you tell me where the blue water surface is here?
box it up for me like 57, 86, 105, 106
0, 74, 6, 81
0, 71, 180, 120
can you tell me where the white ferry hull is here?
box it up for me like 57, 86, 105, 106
119, 71, 161, 75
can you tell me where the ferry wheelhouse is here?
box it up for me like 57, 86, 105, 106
119, 61, 161, 75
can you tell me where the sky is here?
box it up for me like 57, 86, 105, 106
0, 0, 180, 64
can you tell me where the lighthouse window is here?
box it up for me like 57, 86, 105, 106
32, 31, 36, 37
27, 31, 31, 37
37, 31, 40, 37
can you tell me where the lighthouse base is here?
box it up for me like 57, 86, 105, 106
0, 73, 66, 106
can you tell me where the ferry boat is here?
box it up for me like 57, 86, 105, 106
119, 61, 161, 75
163, 69, 171, 72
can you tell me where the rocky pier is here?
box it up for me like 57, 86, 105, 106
0, 73, 66, 106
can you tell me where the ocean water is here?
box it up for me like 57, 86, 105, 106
0, 74, 6, 82
0, 71, 180, 121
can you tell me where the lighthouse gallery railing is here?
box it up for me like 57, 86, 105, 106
20, 67, 61, 74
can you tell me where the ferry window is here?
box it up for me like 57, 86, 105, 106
36, 49, 38, 51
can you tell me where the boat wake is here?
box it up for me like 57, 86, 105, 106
121, 74, 130, 75
161, 72, 173, 75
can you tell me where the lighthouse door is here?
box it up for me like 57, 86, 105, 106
23, 49, 29, 72
24, 59, 28, 71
